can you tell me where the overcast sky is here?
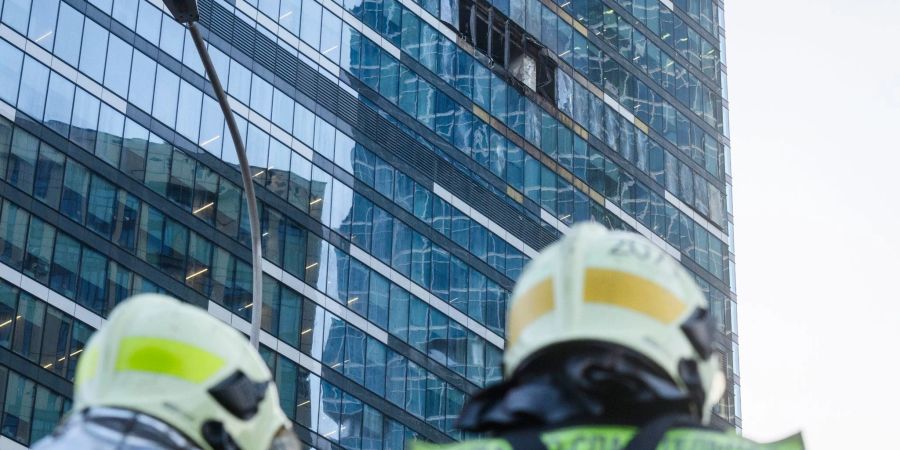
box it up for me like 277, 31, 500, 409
727, 0, 900, 448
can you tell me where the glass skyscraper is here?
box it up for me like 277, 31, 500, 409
0, 0, 737, 445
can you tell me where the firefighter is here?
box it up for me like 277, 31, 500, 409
413, 223, 803, 450
32, 293, 301, 450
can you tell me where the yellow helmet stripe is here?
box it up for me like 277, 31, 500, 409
583, 268, 686, 323
507, 278, 554, 347
115, 337, 226, 383
508, 269, 687, 347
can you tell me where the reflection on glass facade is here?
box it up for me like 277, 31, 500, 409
0, 0, 737, 446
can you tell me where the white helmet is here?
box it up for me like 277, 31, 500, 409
504, 223, 725, 422
70, 294, 300, 450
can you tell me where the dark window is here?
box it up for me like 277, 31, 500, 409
60, 160, 89, 224
49, 233, 80, 299
12, 293, 45, 363
0, 282, 18, 348
23, 217, 55, 284
76, 248, 107, 314
2, 371, 35, 444
0, 201, 28, 269
33, 143, 65, 208
39, 307, 72, 378
7, 129, 39, 195
86, 177, 117, 239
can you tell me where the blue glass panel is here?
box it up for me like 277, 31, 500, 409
368, 272, 389, 328
17, 57, 49, 120
49, 233, 80, 298
385, 350, 406, 406
1, 0, 30, 33
0, 40, 22, 105
344, 325, 366, 385
387, 284, 408, 340
78, 20, 108, 81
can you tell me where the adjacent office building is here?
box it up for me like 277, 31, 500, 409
0, 0, 738, 446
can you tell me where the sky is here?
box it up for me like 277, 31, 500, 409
727, 0, 900, 448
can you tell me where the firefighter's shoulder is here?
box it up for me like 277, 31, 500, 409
408, 425, 804, 450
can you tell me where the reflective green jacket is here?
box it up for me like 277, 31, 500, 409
410, 425, 804, 450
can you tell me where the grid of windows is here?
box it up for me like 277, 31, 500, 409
0, 0, 739, 441
0, 115, 504, 386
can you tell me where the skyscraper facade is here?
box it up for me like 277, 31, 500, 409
0, 0, 737, 446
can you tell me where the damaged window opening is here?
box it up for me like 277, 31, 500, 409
458, 0, 556, 102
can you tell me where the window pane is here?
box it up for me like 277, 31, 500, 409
76, 247, 107, 314
405, 362, 425, 418
49, 233, 80, 298
128, 50, 156, 113
86, 176, 117, 239
0, 41, 22, 105
152, 65, 179, 127
12, 293, 45, 363
7, 129, 39, 195
65, 322, 92, 381
0, 125, 11, 191
70, 89, 101, 151
364, 338, 386, 396
447, 320, 467, 376
368, 272, 389, 329
60, 160, 89, 224
408, 298, 427, 353
2, 372, 35, 444
176, 80, 202, 142
216, 178, 241, 239
0, 201, 28, 269
17, 58, 49, 120
44, 73, 75, 137
385, 350, 406, 406
387, 284, 408, 340
28, 0, 59, 50
320, 11, 342, 63
120, 119, 148, 181
104, 35, 135, 97
321, 314, 345, 372
361, 404, 383, 450
145, 138, 172, 197
427, 308, 448, 365
344, 326, 366, 385
299, 0, 321, 49
38, 307, 71, 378
0, 282, 18, 348
371, 207, 392, 264
112, 191, 140, 251
23, 217, 55, 284
168, 150, 195, 211
78, 20, 107, 82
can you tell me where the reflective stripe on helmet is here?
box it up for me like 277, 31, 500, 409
507, 278, 554, 347
507, 269, 687, 348
114, 337, 226, 383
582, 269, 686, 324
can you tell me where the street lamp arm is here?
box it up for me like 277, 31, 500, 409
188, 23, 264, 349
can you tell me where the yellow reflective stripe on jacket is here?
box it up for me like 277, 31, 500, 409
410, 438, 512, 450
114, 336, 226, 383
409, 426, 804, 450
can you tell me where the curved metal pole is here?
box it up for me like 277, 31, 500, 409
188, 22, 263, 349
